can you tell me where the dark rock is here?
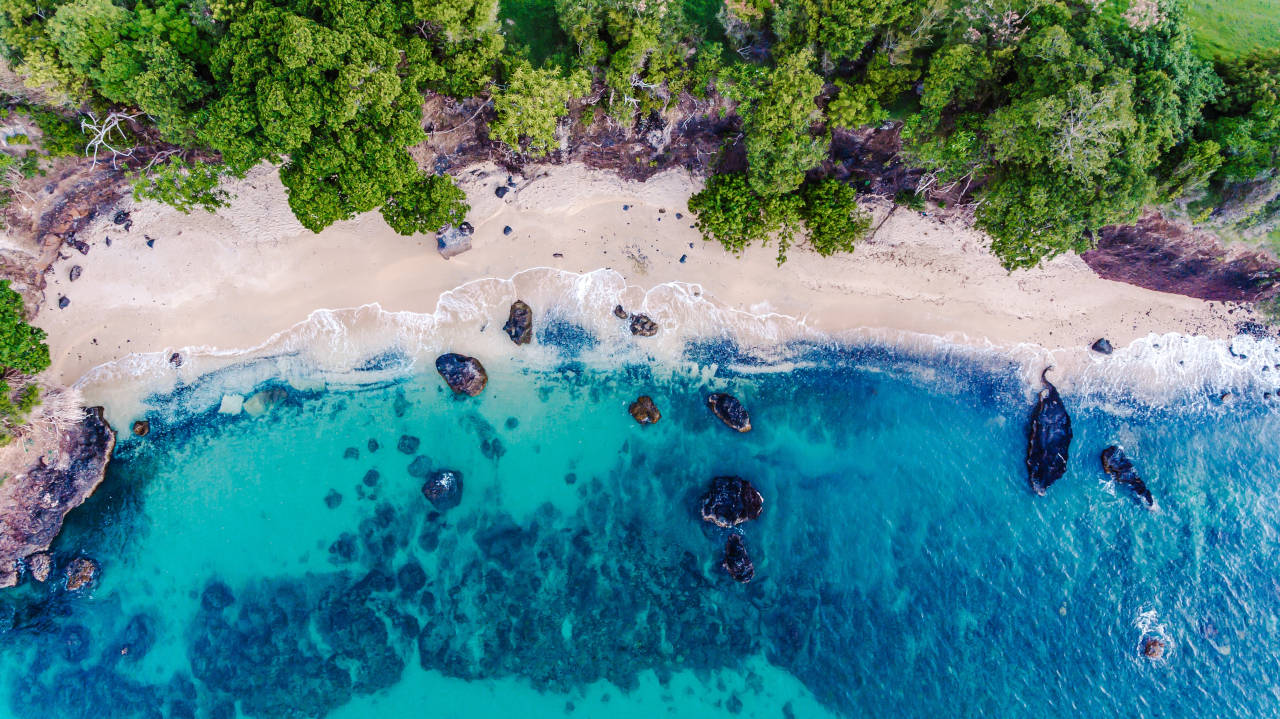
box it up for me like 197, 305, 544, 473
57, 296, 69, 309
675, 212, 683, 219
64, 557, 99, 592
722, 534, 754, 583
362, 469, 380, 487
503, 300, 534, 345
367, 438, 379, 452
679, 254, 687, 263
145, 237, 155, 248
168, 352, 182, 367
25, 552, 51, 582
1142, 637, 1165, 659
458, 222, 474, 235
707, 393, 751, 432
435, 353, 488, 396
1091, 338, 1114, 354
1026, 368, 1073, 496
629, 314, 658, 337
324, 490, 343, 509
422, 470, 463, 511
613, 304, 627, 319
564, 472, 576, 485
407, 456, 431, 478
495, 186, 509, 198
132, 420, 149, 437
66, 238, 90, 255
397, 435, 420, 454
343, 447, 359, 460
1101, 445, 1156, 509
505, 416, 519, 429
69, 265, 82, 282
112, 210, 130, 226
201, 581, 235, 611
628, 395, 661, 425
622, 204, 630, 211
700, 476, 764, 528
503, 226, 513, 236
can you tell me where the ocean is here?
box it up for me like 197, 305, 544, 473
2, 270, 1279, 719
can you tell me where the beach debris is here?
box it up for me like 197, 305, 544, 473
722, 534, 755, 583
1026, 367, 1073, 495
397, 435, 420, 454
1141, 637, 1166, 660
343, 447, 359, 460
112, 210, 131, 229
367, 438, 379, 452
132, 420, 149, 437
503, 226, 512, 236
201, 580, 235, 611
25, 552, 51, 583
1101, 445, 1157, 509
69, 265, 82, 282
66, 238, 89, 255
324, 489, 343, 509
57, 296, 69, 309
422, 469, 464, 511
629, 313, 658, 336
168, 352, 182, 367
495, 185, 509, 198
436, 226, 473, 259
435, 353, 488, 396
63, 557, 99, 592
407, 456, 431, 477
1091, 338, 1114, 354
613, 304, 627, 319
700, 476, 764, 528
503, 300, 534, 345
707, 393, 752, 432
363, 469, 380, 487
628, 395, 661, 425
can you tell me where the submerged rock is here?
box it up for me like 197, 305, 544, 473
201, 581, 235, 611
722, 534, 755, 583
26, 552, 51, 582
64, 557, 99, 592
700, 476, 764, 528
367, 439, 379, 452
1026, 368, 1073, 495
435, 353, 487, 396
397, 435, 420, 454
422, 470, 463, 511
132, 421, 149, 437
1091, 338, 1114, 355
325, 490, 343, 509
343, 447, 359, 460
407, 456, 431, 478
629, 314, 658, 337
628, 396, 661, 425
707, 393, 752, 432
1101, 445, 1156, 509
503, 301, 533, 345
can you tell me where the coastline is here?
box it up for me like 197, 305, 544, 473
37, 161, 1253, 396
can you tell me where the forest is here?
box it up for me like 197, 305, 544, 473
0, 0, 1275, 269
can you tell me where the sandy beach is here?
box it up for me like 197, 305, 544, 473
36, 161, 1243, 388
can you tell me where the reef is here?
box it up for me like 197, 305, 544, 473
1026, 369, 1072, 496
0, 407, 116, 588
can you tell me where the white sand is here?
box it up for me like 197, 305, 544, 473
36, 161, 1241, 390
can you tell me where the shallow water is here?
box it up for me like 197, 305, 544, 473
4, 332, 1280, 719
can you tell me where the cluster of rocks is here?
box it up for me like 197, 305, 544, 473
699, 476, 764, 583
613, 304, 659, 337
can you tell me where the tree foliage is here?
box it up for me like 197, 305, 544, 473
488, 62, 589, 156
0, 280, 49, 376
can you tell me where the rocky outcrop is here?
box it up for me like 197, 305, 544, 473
707, 393, 751, 432
700, 476, 764, 528
0, 406, 116, 588
629, 314, 658, 337
435, 354, 487, 396
1026, 368, 1072, 496
722, 534, 754, 583
628, 396, 661, 425
1101, 445, 1156, 509
503, 300, 534, 345
1142, 637, 1166, 659
422, 470, 463, 511
64, 556, 99, 591
25, 552, 51, 582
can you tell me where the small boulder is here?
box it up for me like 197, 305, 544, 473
112, 210, 130, 226
132, 421, 149, 437
422, 469, 464, 511
458, 221, 474, 235
66, 238, 90, 255
362, 469, 380, 487
613, 304, 627, 320
435, 353, 487, 396
503, 300, 533, 345
26, 553, 51, 583
629, 314, 658, 337
64, 557, 99, 592
57, 296, 69, 309
367, 438, 379, 452
1091, 338, 1114, 355
707, 393, 751, 432
700, 476, 764, 528
628, 396, 661, 425
69, 265, 82, 282
722, 534, 754, 583
407, 456, 431, 477
397, 435, 420, 454
503, 226, 513, 236
324, 490, 343, 509
495, 186, 509, 198
1142, 637, 1166, 660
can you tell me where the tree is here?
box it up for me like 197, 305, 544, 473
489, 62, 589, 157
380, 175, 468, 235
0, 280, 49, 375
800, 179, 870, 256
688, 172, 804, 263
736, 49, 827, 197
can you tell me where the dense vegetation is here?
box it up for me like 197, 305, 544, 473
0, 280, 49, 445
0, 0, 1276, 267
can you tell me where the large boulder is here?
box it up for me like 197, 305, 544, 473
422, 470, 463, 511
1101, 445, 1156, 509
707, 393, 751, 432
435, 354, 487, 396
25, 552, 51, 582
628, 396, 661, 425
700, 476, 763, 528
629, 314, 658, 337
722, 534, 754, 583
503, 301, 533, 345
64, 557, 99, 592
1026, 368, 1072, 495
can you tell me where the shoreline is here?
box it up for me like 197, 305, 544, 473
36, 161, 1257, 401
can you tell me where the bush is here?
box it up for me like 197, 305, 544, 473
0, 280, 51, 375
800, 180, 871, 256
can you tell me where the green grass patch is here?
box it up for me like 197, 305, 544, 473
1188, 0, 1280, 61
498, 0, 572, 69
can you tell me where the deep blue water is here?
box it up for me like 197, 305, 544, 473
2, 338, 1279, 718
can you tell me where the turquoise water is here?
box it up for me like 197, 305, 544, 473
4, 332, 1280, 718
